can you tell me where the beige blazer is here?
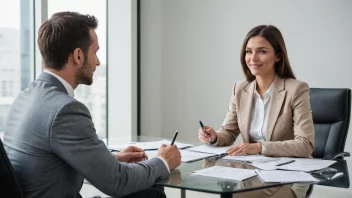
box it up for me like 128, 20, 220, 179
216, 75, 314, 157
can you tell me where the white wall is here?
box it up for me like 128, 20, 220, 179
141, 0, 352, 194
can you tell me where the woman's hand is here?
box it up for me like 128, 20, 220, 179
198, 126, 217, 144
226, 143, 262, 156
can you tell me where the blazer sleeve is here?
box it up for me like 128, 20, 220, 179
263, 82, 315, 157
216, 83, 241, 146
49, 101, 169, 197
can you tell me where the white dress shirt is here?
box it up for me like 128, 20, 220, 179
44, 70, 74, 97
249, 83, 273, 152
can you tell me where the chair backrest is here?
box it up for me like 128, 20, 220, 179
0, 139, 24, 197
310, 88, 351, 158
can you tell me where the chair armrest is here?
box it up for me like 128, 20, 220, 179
323, 152, 350, 160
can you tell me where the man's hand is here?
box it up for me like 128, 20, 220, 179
115, 146, 148, 163
156, 144, 181, 171
226, 143, 262, 156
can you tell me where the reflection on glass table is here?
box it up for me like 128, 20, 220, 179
157, 156, 349, 198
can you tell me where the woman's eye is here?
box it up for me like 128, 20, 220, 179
246, 50, 252, 53
259, 50, 266, 54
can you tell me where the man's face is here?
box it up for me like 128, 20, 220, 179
76, 29, 100, 85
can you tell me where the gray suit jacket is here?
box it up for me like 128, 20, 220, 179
4, 72, 169, 198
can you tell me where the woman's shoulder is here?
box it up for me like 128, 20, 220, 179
232, 79, 252, 92
284, 78, 310, 90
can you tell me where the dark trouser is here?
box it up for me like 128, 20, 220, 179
122, 186, 166, 198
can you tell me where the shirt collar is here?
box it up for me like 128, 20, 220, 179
254, 83, 273, 98
44, 70, 74, 97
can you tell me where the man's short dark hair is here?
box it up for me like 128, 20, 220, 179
38, 11, 98, 70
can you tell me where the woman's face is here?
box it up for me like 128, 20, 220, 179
245, 36, 279, 78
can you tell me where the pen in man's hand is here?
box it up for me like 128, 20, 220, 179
170, 131, 178, 146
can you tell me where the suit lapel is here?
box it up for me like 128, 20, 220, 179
266, 76, 286, 141
239, 80, 256, 143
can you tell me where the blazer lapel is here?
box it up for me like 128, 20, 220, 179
266, 76, 286, 141
239, 80, 255, 143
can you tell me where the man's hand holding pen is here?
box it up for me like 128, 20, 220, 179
156, 144, 181, 171
198, 121, 218, 144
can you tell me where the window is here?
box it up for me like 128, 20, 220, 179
48, 0, 107, 140
0, 0, 32, 135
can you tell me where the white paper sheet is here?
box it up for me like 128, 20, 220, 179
108, 140, 193, 151
222, 154, 274, 162
145, 150, 217, 162
187, 145, 232, 155
255, 169, 319, 183
277, 158, 336, 172
191, 166, 257, 181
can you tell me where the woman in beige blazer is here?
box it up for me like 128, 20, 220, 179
198, 25, 314, 198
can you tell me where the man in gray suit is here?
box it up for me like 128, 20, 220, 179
4, 11, 181, 198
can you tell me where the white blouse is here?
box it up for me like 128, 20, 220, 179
249, 84, 273, 152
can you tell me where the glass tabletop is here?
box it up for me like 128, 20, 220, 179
108, 136, 349, 194
157, 157, 349, 195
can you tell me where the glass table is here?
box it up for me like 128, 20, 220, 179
107, 136, 350, 198
157, 157, 349, 198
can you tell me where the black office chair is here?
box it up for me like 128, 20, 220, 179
0, 139, 24, 198
306, 88, 351, 197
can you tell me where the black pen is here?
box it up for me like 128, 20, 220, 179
276, 159, 295, 166
199, 121, 210, 136
170, 131, 178, 146
199, 121, 211, 142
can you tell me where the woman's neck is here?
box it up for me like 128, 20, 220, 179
256, 73, 275, 98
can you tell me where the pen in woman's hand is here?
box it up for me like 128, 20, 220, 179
199, 120, 211, 142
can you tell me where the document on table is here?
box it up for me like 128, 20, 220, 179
277, 158, 336, 172
180, 150, 217, 162
145, 150, 217, 163
255, 169, 319, 183
222, 154, 274, 162
223, 155, 336, 172
108, 140, 193, 151
191, 166, 257, 181
187, 145, 233, 155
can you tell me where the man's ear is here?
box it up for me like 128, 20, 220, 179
73, 48, 84, 67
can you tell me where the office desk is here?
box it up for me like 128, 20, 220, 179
157, 157, 349, 198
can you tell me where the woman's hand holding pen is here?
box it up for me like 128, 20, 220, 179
198, 126, 217, 144
226, 143, 262, 156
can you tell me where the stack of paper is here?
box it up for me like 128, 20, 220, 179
255, 169, 319, 183
191, 166, 257, 181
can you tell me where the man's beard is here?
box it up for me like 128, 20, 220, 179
76, 62, 93, 85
